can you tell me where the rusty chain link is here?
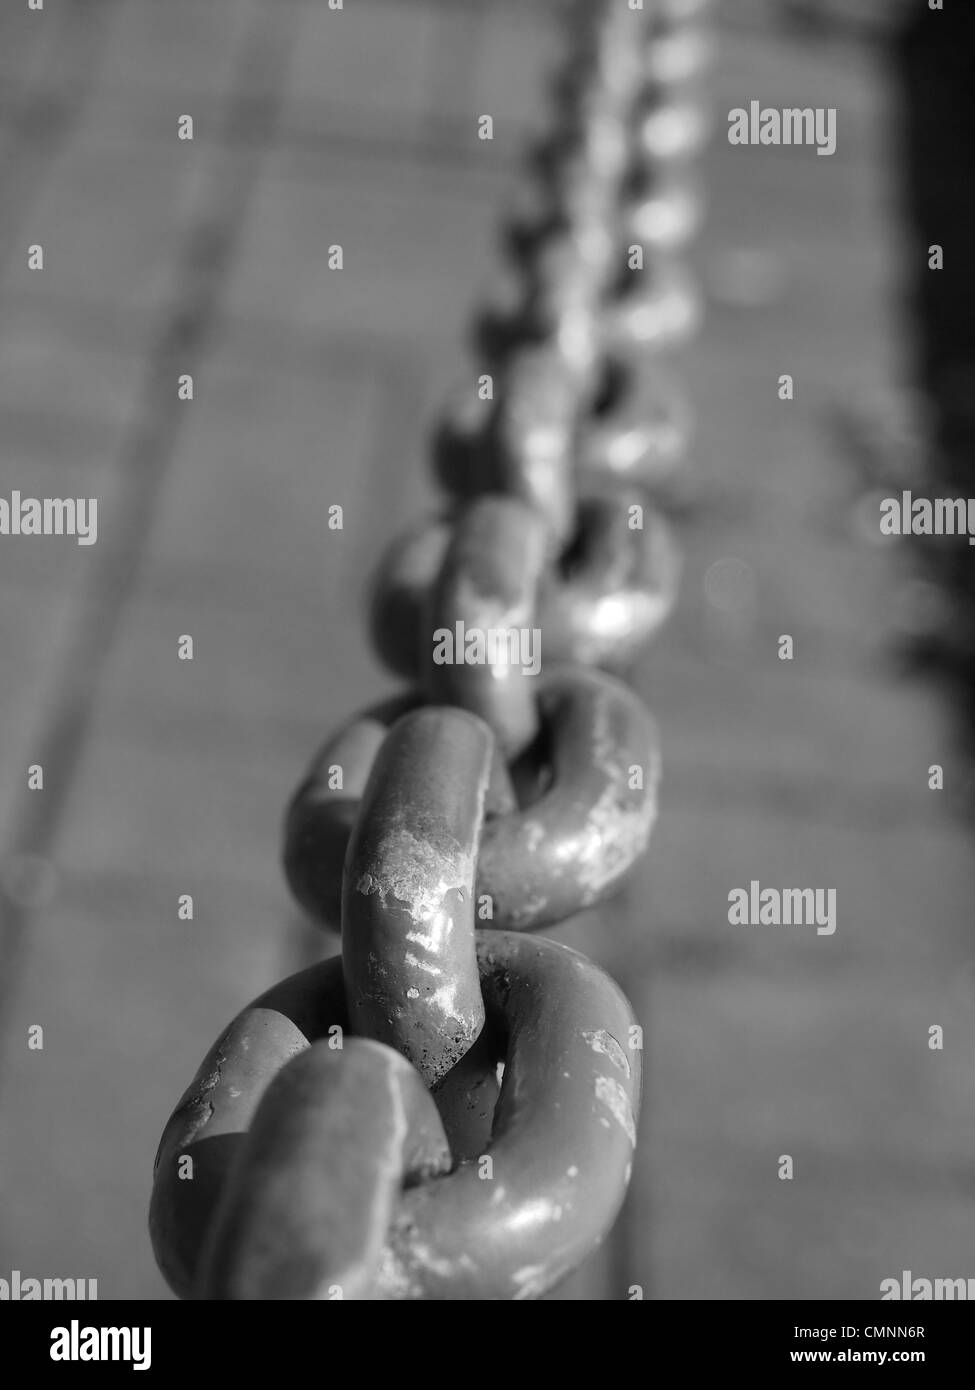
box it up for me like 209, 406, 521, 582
150, 0, 713, 1301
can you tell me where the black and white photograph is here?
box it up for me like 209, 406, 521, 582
0, 0, 972, 1354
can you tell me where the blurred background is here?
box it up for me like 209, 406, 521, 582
1, 0, 975, 1300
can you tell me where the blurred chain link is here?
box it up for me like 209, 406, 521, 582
150, 0, 713, 1301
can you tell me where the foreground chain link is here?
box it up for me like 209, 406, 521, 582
151, 0, 712, 1300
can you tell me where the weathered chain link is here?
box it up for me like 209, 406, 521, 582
150, 0, 713, 1301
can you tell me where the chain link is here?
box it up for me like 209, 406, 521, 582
150, 0, 713, 1301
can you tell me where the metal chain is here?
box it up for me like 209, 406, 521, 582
150, 0, 713, 1302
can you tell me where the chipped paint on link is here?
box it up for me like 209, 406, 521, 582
581, 1028, 631, 1077
352, 826, 475, 927
594, 1075, 637, 1147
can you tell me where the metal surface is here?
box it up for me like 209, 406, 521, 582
373, 931, 643, 1300
476, 667, 661, 930
369, 490, 682, 677
539, 495, 683, 668
153, 934, 642, 1302
424, 497, 547, 757
284, 669, 661, 935
151, 956, 351, 1299
579, 356, 693, 485
600, 256, 703, 353
342, 707, 491, 1084
283, 694, 417, 930
150, 0, 711, 1300
199, 1040, 452, 1301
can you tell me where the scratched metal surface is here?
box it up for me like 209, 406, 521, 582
0, 0, 973, 1301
